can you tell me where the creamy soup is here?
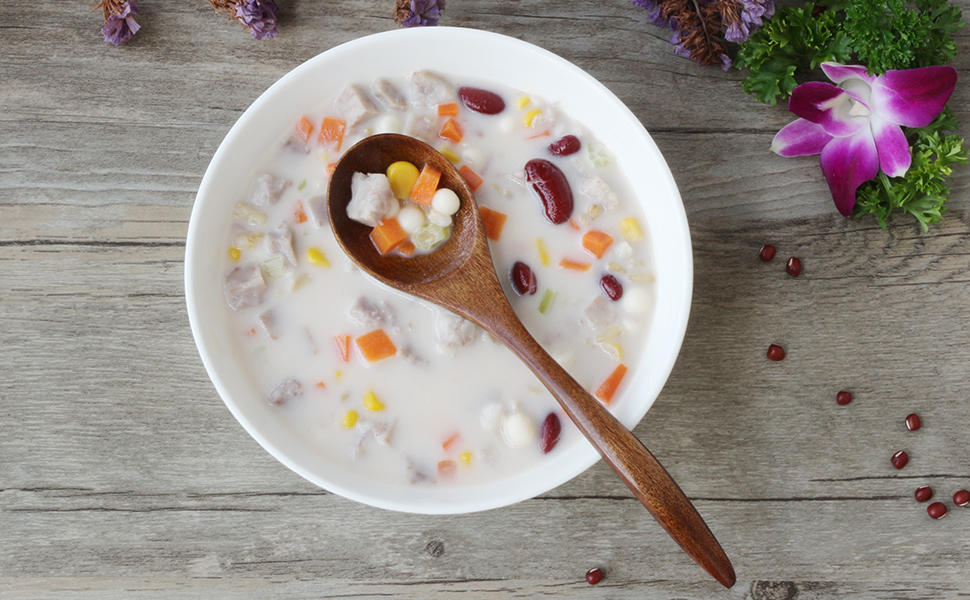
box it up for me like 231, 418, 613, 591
221, 71, 655, 488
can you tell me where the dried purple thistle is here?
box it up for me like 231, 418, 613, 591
395, 0, 445, 27
207, 0, 279, 40
97, 0, 140, 46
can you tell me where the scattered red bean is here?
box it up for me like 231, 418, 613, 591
927, 502, 948, 519
510, 261, 538, 295
836, 391, 852, 406
585, 567, 604, 585
891, 450, 909, 469
786, 257, 802, 276
915, 486, 933, 502
548, 134, 581, 157
766, 344, 786, 361
905, 413, 921, 431
524, 159, 574, 225
600, 274, 623, 301
954, 490, 970, 507
538, 412, 562, 454
759, 244, 776, 262
457, 87, 506, 115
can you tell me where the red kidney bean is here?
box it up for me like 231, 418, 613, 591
510, 261, 537, 295
457, 87, 505, 115
525, 159, 574, 224
600, 274, 623, 301
915, 486, 933, 502
538, 412, 562, 454
927, 502, 948, 519
759, 244, 776, 262
766, 344, 785, 361
786, 257, 802, 276
891, 450, 909, 469
549, 134, 581, 156
585, 567, 604, 585
954, 490, 970, 507
836, 391, 852, 405
905, 413, 921, 431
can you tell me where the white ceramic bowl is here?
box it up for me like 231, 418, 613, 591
185, 27, 692, 514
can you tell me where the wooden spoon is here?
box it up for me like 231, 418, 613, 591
328, 133, 736, 588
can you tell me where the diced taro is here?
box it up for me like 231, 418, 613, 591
257, 309, 280, 339
583, 296, 616, 329
306, 195, 329, 228
333, 84, 379, 128
224, 262, 267, 310
407, 70, 455, 108
580, 176, 619, 211
435, 310, 477, 349
348, 296, 397, 329
371, 78, 408, 111
267, 378, 302, 406
249, 173, 290, 206
264, 222, 298, 267
404, 113, 437, 143
347, 172, 393, 227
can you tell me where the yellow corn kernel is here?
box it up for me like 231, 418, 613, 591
341, 410, 358, 429
386, 160, 420, 200
306, 247, 330, 267
516, 96, 531, 109
228, 247, 241, 261
523, 109, 542, 128
335, 370, 343, 380
363, 390, 385, 412
620, 217, 644, 241
535, 238, 550, 266
439, 147, 461, 164
459, 452, 472, 466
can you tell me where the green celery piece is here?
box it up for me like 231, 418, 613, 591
538, 289, 557, 315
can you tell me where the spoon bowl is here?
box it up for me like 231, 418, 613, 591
328, 133, 736, 588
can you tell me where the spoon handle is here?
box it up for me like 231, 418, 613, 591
476, 289, 736, 588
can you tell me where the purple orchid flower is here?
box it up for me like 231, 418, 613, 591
771, 62, 957, 217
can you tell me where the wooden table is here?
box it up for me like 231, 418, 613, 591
4, 1, 970, 598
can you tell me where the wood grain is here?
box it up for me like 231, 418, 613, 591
3, 0, 970, 598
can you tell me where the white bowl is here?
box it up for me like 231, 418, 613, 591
185, 27, 692, 514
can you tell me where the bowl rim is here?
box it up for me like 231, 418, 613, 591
185, 26, 693, 514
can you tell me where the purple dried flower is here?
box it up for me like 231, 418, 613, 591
726, 0, 774, 43
395, 0, 445, 27
98, 0, 140, 46
235, 0, 279, 40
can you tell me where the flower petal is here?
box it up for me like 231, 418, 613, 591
869, 114, 911, 177
819, 128, 879, 217
870, 66, 958, 128
771, 119, 833, 157
821, 63, 875, 85
789, 82, 868, 137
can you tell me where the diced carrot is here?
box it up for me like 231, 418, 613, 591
334, 334, 352, 363
355, 329, 397, 362
369, 217, 408, 255
479, 206, 508, 241
595, 364, 628, 404
294, 201, 308, 224
442, 432, 461, 451
568, 219, 581, 231
398, 240, 416, 256
410, 164, 442, 206
315, 381, 327, 389
559, 258, 592, 272
438, 118, 464, 143
459, 165, 483, 191
296, 117, 314, 143
438, 460, 457, 479
437, 102, 459, 116
318, 117, 346, 151
326, 162, 338, 177
582, 230, 614, 259
525, 131, 551, 140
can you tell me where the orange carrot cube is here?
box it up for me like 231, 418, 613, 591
410, 164, 442, 206
595, 364, 628, 404
459, 165, 483, 191
582, 230, 614, 259
296, 117, 314, 143
334, 334, 352, 363
479, 206, 508, 241
437, 103, 459, 116
559, 258, 592, 272
355, 329, 397, 362
318, 117, 346, 151
438, 118, 464, 143
369, 217, 408, 255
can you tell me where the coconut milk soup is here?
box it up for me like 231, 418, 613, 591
221, 71, 655, 488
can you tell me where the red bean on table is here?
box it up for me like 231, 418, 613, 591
786, 257, 802, 276
766, 344, 785, 361
836, 391, 852, 406
927, 502, 948, 519
585, 567, 604, 585
891, 451, 909, 469
759, 245, 776, 262
954, 490, 970, 507
905, 413, 921, 431
915, 486, 933, 502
